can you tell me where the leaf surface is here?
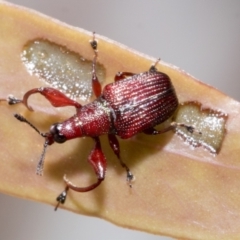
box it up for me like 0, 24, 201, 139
0, 2, 240, 240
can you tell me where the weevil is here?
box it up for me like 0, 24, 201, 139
7, 33, 197, 210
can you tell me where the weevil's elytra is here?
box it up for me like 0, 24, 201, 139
8, 32, 196, 210
103, 71, 178, 138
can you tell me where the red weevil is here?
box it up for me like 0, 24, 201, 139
8, 33, 195, 210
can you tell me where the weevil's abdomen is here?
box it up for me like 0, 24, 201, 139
103, 71, 178, 138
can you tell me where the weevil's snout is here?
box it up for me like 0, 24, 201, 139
49, 123, 67, 144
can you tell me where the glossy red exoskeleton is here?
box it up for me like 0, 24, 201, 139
8, 33, 195, 210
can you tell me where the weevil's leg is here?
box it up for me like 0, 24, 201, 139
144, 122, 201, 135
144, 125, 175, 135
108, 134, 134, 187
4, 95, 22, 105
89, 32, 102, 98
55, 186, 69, 211
7, 87, 82, 111
114, 72, 135, 82
62, 137, 106, 193
149, 58, 161, 72
1, 95, 25, 108
114, 58, 161, 82
55, 137, 106, 210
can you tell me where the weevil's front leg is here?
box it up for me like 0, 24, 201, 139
64, 137, 107, 191
89, 32, 102, 98
7, 87, 82, 111
108, 134, 134, 187
55, 137, 106, 210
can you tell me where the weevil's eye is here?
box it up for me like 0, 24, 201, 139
50, 123, 67, 143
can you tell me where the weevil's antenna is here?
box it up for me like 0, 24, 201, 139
14, 114, 46, 138
14, 113, 49, 175
36, 140, 49, 175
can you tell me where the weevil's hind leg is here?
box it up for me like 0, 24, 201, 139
114, 72, 136, 82
6, 87, 82, 111
144, 122, 201, 135
55, 137, 107, 210
108, 134, 134, 187
149, 58, 161, 72
89, 32, 102, 98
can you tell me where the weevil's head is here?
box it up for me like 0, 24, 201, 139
13, 113, 83, 175
47, 116, 83, 145
37, 119, 82, 175
38, 119, 84, 175
48, 123, 67, 144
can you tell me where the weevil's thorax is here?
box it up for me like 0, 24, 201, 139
57, 97, 113, 140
